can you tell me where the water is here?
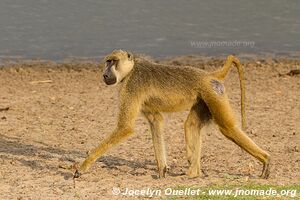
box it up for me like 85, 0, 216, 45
0, 0, 299, 60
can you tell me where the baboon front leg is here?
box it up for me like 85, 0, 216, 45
75, 94, 141, 177
184, 101, 211, 178
143, 112, 168, 178
77, 126, 134, 176
202, 86, 271, 178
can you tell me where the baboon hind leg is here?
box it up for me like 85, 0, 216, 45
202, 84, 271, 178
143, 112, 168, 178
184, 99, 211, 178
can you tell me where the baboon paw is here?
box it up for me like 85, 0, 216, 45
187, 170, 201, 179
187, 172, 201, 178
59, 162, 82, 178
260, 158, 271, 179
158, 166, 169, 178
187, 173, 200, 179
260, 169, 270, 179
71, 162, 82, 179
73, 169, 82, 179
260, 173, 269, 179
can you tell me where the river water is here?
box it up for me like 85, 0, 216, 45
0, 0, 299, 60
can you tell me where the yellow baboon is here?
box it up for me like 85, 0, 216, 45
73, 50, 270, 179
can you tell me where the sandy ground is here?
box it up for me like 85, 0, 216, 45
0, 56, 299, 199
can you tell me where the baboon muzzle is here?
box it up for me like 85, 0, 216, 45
103, 61, 117, 85
103, 73, 117, 85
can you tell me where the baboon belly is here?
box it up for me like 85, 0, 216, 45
143, 95, 196, 112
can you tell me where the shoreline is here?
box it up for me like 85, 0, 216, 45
1, 51, 300, 65
0, 55, 299, 79
1, 54, 300, 67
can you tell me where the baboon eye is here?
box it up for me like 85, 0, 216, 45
106, 60, 113, 66
127, 52, 132, 59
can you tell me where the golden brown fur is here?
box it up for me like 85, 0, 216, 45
73, 50, 270, 179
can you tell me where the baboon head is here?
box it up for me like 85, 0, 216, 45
103, 50, 134, 85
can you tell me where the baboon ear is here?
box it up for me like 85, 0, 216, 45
127, 52, 133, 60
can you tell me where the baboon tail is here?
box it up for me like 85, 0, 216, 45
210, 55, 246, 130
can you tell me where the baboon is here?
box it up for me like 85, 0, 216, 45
73, 50, 270, 179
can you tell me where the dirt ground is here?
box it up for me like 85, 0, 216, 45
0, 56, 299, 199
